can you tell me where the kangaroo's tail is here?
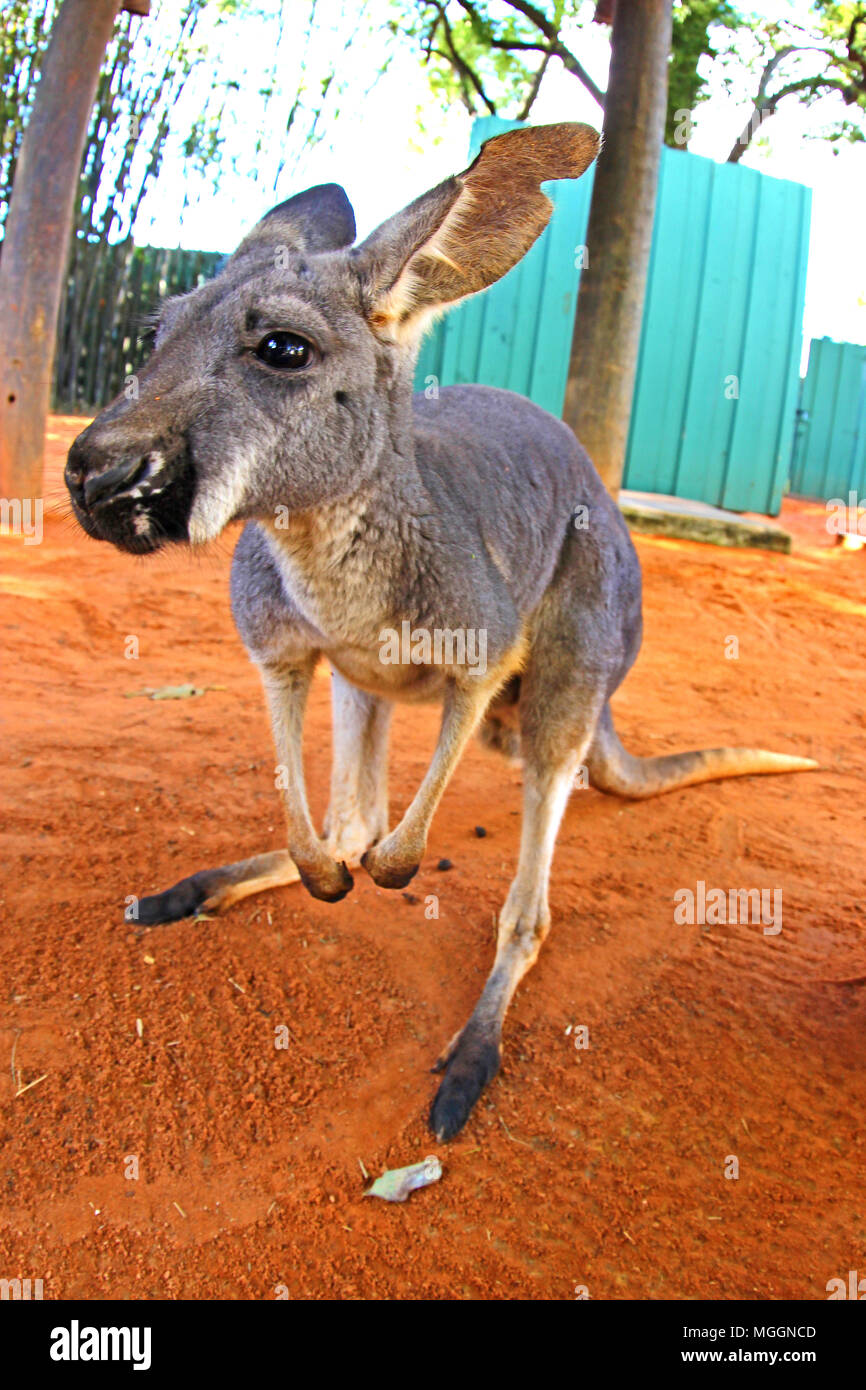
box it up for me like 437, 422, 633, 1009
586, 704, 817, 800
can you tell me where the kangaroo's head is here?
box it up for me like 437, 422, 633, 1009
65, 123, 599, 554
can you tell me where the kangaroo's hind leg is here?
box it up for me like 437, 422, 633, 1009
133, 849, 301, 927
430, 655, 607, 1141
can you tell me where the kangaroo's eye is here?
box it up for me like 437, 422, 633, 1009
254, 332, 313, 370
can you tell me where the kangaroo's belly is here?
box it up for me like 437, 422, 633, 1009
324, 642, 450, 704
323, 618, 525, 705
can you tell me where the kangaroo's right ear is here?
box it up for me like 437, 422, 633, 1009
233, 183, 357, 260
352, 122, 599, 344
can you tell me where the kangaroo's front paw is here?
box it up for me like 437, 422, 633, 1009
361, 840, 421, 889
296, 856, 354, 903
322, 815, 382, 869
429, 1023, 501, 1141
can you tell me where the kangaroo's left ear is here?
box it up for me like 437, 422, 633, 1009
352, 122, 600, 344
234, 183, 357, 259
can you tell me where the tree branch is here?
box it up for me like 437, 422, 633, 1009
517, 48, 551, 119
726, 60, 852, 163
456, 0, 606, 108
843, 10, 866, 87
432, 3, 497, 115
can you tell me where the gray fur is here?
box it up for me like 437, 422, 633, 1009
230, 385, 641, 695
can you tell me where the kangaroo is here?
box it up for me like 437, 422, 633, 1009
65, 123, 816, 1141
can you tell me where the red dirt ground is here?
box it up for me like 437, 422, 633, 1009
1, 415, 864, 1301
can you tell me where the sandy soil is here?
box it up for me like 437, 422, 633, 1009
1, 415, 864, 1300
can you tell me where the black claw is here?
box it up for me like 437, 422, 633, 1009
428, 1031, 501, 1141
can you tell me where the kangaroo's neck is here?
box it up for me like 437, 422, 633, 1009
259, 380, 437, 644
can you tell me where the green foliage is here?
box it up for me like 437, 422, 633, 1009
0, 0, 54, 214
1, 1, 247, 240
392, 0, 578, 117
394, 0, 866, 157
665, 1, 742, 146
1, 0, 381, 244
810, 0, 866, 121
2, 0, 386, 414
719, 1, 866, 159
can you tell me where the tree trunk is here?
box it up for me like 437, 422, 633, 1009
562, 0, 674, 495
0, 0, 121, 500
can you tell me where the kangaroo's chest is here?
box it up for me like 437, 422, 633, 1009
263, 512, 392, 641
258, 520, 442, 698
260, 519, 500, 701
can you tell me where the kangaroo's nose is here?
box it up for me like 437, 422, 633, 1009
82, 456, 148, 508
65, 441, 147, 510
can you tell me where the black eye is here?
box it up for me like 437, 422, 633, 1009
254, 331, 313, 370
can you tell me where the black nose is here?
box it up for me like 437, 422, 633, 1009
82, 456, 148, 508
65, 442, 147, 510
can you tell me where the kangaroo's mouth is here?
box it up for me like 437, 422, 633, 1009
66, 445, 197, 555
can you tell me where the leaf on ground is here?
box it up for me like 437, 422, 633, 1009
364, 1155, 443, 1203
124, 684, 226, 701
149, 684, 204, 700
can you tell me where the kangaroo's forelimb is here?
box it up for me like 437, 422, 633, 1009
362, 665, 515, 889
131, 665, 395, 926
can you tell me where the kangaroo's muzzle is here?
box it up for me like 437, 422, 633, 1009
65, 430, 196, 555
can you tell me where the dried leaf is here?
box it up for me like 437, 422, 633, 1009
364, 1155, 442, 1203
125, 684, 226, 701
149, 684, 204, 700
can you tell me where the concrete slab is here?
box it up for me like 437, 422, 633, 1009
619, 490, 792, 554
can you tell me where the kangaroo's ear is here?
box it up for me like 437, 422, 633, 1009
233, 183, 356, 259
352, 123, 599, 344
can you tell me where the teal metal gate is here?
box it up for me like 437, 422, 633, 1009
790, 337, 866, 502
415, 117, 811, 516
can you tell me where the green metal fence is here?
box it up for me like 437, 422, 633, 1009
415, 117, 812, 516
790, 337, 866, 502
53, 240, 225, 412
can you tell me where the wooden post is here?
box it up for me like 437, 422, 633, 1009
562, 0, 674, 495
0, 0, 146, 499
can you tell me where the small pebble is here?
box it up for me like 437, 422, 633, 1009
474, 825, 487, 838
436, 858, 453, 871
402, 892, 419, 904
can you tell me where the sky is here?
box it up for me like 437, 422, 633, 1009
132, 0, 866, 358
